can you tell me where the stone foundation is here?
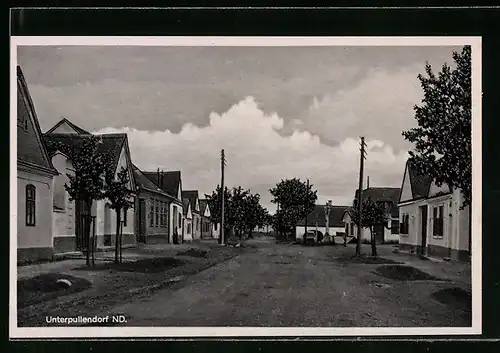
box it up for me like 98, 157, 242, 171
399, 242, 469, 262
18, 247, 53, 264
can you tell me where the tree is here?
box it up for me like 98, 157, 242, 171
104, 166, 134, 264
402, 46, 471, 209
269, 178, 317, 240
242, 193, 267, 238
45, 135, 108, 267
348, 197, 388, 257
205, 185, 233, 244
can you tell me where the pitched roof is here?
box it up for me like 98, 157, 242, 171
132, 164, 167, 196
144, 170, 181, 199
17, 66, 58, 174
199, 199, 208, 214
354, 187, 400, 218
46, 117, 90, 135
43, 133, 127, 173
297, 205, 350, 228
406, 160, 433, 200
182, 190, 200, 214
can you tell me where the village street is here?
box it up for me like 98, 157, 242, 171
55, 237, 470, 328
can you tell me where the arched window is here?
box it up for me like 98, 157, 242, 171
26, 184, 36, 226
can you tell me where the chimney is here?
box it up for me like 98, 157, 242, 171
367, 176, 370, 189
157, 168, 160, 186
160, 170, 164, 187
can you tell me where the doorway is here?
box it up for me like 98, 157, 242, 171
374, 224, 384, 244
419, 205, 428, 255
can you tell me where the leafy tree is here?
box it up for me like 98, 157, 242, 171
242, 193, 267, 238
45, 135, 108, 267
402, 46, 471, 209
104, 166, 134, 264
230, 186, 250, 238
269, 178, 317, 240
348, 197, 388, 257
205, 185, 233, 244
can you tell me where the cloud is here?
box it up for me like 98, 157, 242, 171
294, 67, 424, 151
95, 96, 408, 212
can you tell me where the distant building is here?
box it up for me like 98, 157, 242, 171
17, 66, 59, 263
342, 186, 400, 244
182, 197, 193, 242
398, 159, 470, 261
296, 204, 349, 241
199, 199, 213, 239
182, 190, 201, 240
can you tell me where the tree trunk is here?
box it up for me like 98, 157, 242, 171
85, 200, 92, 267
115, 209, 121, 264
370, 226, 377, 257
119, 220, 123, 263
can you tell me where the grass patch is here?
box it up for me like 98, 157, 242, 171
18, 273, 92, 309
73, 257, 186, 274
336, 255, 403, 265
432, 287, 471, 307
375, 265, 442, 281
177, 248, 208, 258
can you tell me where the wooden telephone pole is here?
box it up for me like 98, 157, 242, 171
305, 178, 309, 238
221, 149, 227, 245
356, 137, 367, 255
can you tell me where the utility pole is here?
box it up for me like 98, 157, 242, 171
356, 136, 367, 255
305, 178, 309, 238
221, 149, 227, 245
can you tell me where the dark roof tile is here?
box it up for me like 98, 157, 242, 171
297, 205, 349, 228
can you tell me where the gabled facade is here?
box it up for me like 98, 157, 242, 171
182, 198, 193, 242
182, 190, 201, 240
44, 120, 137, 254
199, 199, 213, 239
343, 186, 401, 244
144, 170, 184, 243
16, 66, 59, 263
398, 160, 470, 261
133, 167, 175, 244
296, 204, 349, 242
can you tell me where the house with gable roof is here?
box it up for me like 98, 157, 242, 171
398, 159, 470, 261
17, 66, 59, 263
143, 170, 184, 243
182, 197, 193, 242
43, 118, 137, 254
199, 199, 213, 239
182, 190, 202, 240
342, 184, 401, 244
296, 204, 349, 242
133, 166, 176, 244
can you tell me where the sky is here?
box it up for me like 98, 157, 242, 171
18, 45, 462, 213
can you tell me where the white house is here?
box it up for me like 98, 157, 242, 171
44, 118, 137, 254
199, 199, 214, 239
182, 190, 201, 240
398, 160, 470, 261
296, 204, 349, 242
182, 197, 193, 242
16, 66, 59, 263
342, 187, 401, 244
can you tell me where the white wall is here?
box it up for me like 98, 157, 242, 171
51, 153, 76, 238
183, 217, 193, 241
17, 170, 54, 249
212, 223, 220, 239
170, 202, 183, 242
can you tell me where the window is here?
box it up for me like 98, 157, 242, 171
149, 198, 154, 227
391, 219, 399, 234
25, 184, 36, 226
187, 223, 191, 234
178, 209, 182, 228
196, 218, 200, 231
400, 214, 409, 235
433, 205, 444, 238
214, 223, 218, 231
159, 201, 163, 227
350, 223, 354, 235
155, 200, 159, 227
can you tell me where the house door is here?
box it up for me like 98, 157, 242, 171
75, 200, 90, 251
419, 205, 428, 254
374, 224, 384, 244
138, 199, 146, 242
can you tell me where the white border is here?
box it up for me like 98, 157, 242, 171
10, 36, 482, 339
